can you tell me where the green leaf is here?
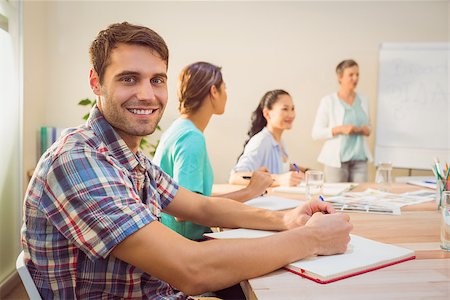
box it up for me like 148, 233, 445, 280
82, 113, 90, 120
139, 138, 149, 150
78, 98, 93, 106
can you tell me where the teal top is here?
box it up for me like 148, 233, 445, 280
153, 118, 213, 240
339, 96, 369, 162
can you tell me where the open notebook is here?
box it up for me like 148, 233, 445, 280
204, 229, 415, 284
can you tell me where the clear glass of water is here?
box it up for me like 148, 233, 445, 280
375, 162, 392, 192
305, 170, 324, 200
440, 191, 450, 251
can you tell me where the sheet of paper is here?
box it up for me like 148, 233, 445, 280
244, 196, 303, 211
407, 180, 436, 189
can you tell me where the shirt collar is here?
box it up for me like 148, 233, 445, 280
262, 127, 280, 148
87, 105, 146, 172
262, 127, 289, 157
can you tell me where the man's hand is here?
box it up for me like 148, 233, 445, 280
304, 212, 353, 255
282, 199, 336, 229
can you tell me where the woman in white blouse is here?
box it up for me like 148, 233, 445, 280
312, 59, 373, 183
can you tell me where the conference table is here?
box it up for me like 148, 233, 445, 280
212, 183, 450, 300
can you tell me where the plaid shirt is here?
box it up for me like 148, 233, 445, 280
21, 106, 186, 299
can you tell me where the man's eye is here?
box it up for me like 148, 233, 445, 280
121, 77, 136, 84
151, 77, 166, 85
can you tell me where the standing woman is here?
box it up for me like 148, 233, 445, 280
312, 59, 372, 182
153, 62, 272, 241
230, 90, 305, 187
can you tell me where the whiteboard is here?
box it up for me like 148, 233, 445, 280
375, 43, 450, 170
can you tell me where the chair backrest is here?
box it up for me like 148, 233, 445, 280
15, 250, 42, 300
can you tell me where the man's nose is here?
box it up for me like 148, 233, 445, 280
137, 81, 156, 101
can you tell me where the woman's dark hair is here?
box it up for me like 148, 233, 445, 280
237, 89, 290, 161
178, 62, 223, 114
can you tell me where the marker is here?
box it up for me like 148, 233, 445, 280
292, 163, 300, 173
319, 195, 325, 202
424, 180, 436, 184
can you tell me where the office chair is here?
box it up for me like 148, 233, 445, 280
15, 250, 42, 300
15, 250, 223, 299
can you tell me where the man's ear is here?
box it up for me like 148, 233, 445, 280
89, 69, 101, 95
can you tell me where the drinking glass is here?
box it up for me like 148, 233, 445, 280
375, 162, 392, 192
440, 191, 450, 251
305, 170, 324, 200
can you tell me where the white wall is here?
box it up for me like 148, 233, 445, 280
23, 1, 448, 185
0, 0, 22, 285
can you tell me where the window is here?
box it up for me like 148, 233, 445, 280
0, 0, 23, 283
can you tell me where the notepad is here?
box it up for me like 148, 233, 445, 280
204, 229, 415, 284
273, 183, 355, 196
407, 180, 436, 189
244, 196, 303, 211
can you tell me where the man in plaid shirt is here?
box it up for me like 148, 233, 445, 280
21, 22, 352, 299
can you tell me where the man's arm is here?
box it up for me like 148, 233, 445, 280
112, 211, 352, 295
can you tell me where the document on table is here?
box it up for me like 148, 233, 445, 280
273, 183, 356, 196
327, 188, 435, 215
407, 180, 436, 189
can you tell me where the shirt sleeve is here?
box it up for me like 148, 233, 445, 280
312, 95, 334, 140
233, 135, 270, 172
172, 131, 207, 194
147, 160, 179, 210
42, 146, 156, 260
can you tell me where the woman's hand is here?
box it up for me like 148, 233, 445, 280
273, 171, 304, 186
333, 125, 355, 136
245, 170, 273, 198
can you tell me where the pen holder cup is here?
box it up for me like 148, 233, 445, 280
436, 179, 450, 209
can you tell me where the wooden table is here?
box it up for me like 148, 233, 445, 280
212, 183, 450, 300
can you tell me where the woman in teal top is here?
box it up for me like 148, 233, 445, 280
153, 62, 272, 240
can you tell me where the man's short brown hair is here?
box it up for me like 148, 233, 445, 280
89, 22, 169, 84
